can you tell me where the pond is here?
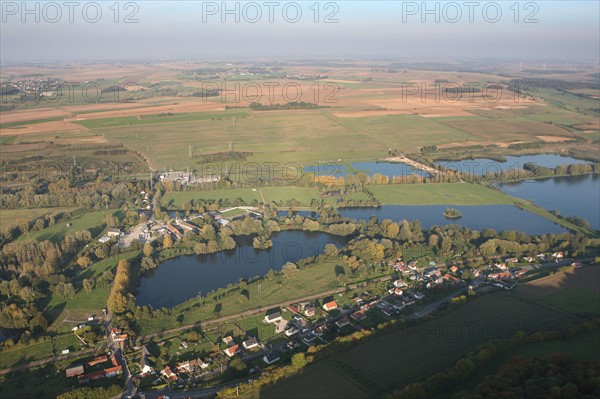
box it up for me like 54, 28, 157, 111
337, 205, 565, 235
436, 154, 592, 176
136, 230, 351, 308
305, 161, 430, 178
497, 174, 600, 230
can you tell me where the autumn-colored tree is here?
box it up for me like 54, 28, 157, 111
143, 243, 153, 257
83, 279, 93, 294
77, 256, 91, 268
163, 234, 173, 249
387, 222, 400, 238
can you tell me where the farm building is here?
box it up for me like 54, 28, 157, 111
65, 364, 84, 378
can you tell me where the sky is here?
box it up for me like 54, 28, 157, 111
1, 1, 599, 62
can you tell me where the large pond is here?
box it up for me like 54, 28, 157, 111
337, 205, 565, 235
436, 154, 592, 176
305, 162, 429, 178
497, 174, 600, 231
136, 230, 351, 308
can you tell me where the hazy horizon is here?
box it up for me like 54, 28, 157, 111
1, 1, 599, 63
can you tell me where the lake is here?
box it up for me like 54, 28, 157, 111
305, 161, 429, 178
436, 154, 592, 176
338, 205, 565, 234
136, 230, 351, 308
497, 174, 600, 230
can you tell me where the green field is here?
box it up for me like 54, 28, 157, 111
161, 186, 338, 208
0, 135, 17, 144
0, 116, 65, 129
369, 183, 514, 205
73, 111, 249, 129
261, 291, 580, 398
0, 333, 82, 370
19, 210, 112, 243
0, 207, 75, 230
161, 183, 514, 209
538, 287, 600, 317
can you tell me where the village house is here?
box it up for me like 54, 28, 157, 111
335, 316, 350, 328
411, 291, 425, 300
505, 257, 519, 264
107, 228, 122, 237
223, 344, 240, 358
303, 333, 317, 344
65, 364, 84, 378
443, 274, 460, 284
263, 352, 280, 365
351, 297, 364, 306
493, 262, 508, 270
313, 324, 329, 336
264, 312, 283, 324
424, 268, 441, 279
285, 326, 299, 337
408, 261, 418, 270
222, 335, 234, 346
113, 333, 128, 343
140, 357, 154, 375
514, 269, 528, 278
351, 310, 366, 321
161, 366, 178, 381
395, 264, 411, 274
175, 360, 193, 374
197, 358, 210, 369
552, 252, 564, 259
302, 303, 316, 317
449, 265, 459, 274
322, 300, 338, 311
393, 279, 407, 288
488, 271, 512, 280
388, 287, 403, 296
242, 337, 260, 350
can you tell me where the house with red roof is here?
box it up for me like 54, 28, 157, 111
322, 300, 337, 311
223, 344, 240, 358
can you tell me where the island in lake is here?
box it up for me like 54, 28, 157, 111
444, 207, 463, 219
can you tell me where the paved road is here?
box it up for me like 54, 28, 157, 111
104, 312, 136, 399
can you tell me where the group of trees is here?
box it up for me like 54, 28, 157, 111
107, 259, 131, 314
1, 177, 148, 210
